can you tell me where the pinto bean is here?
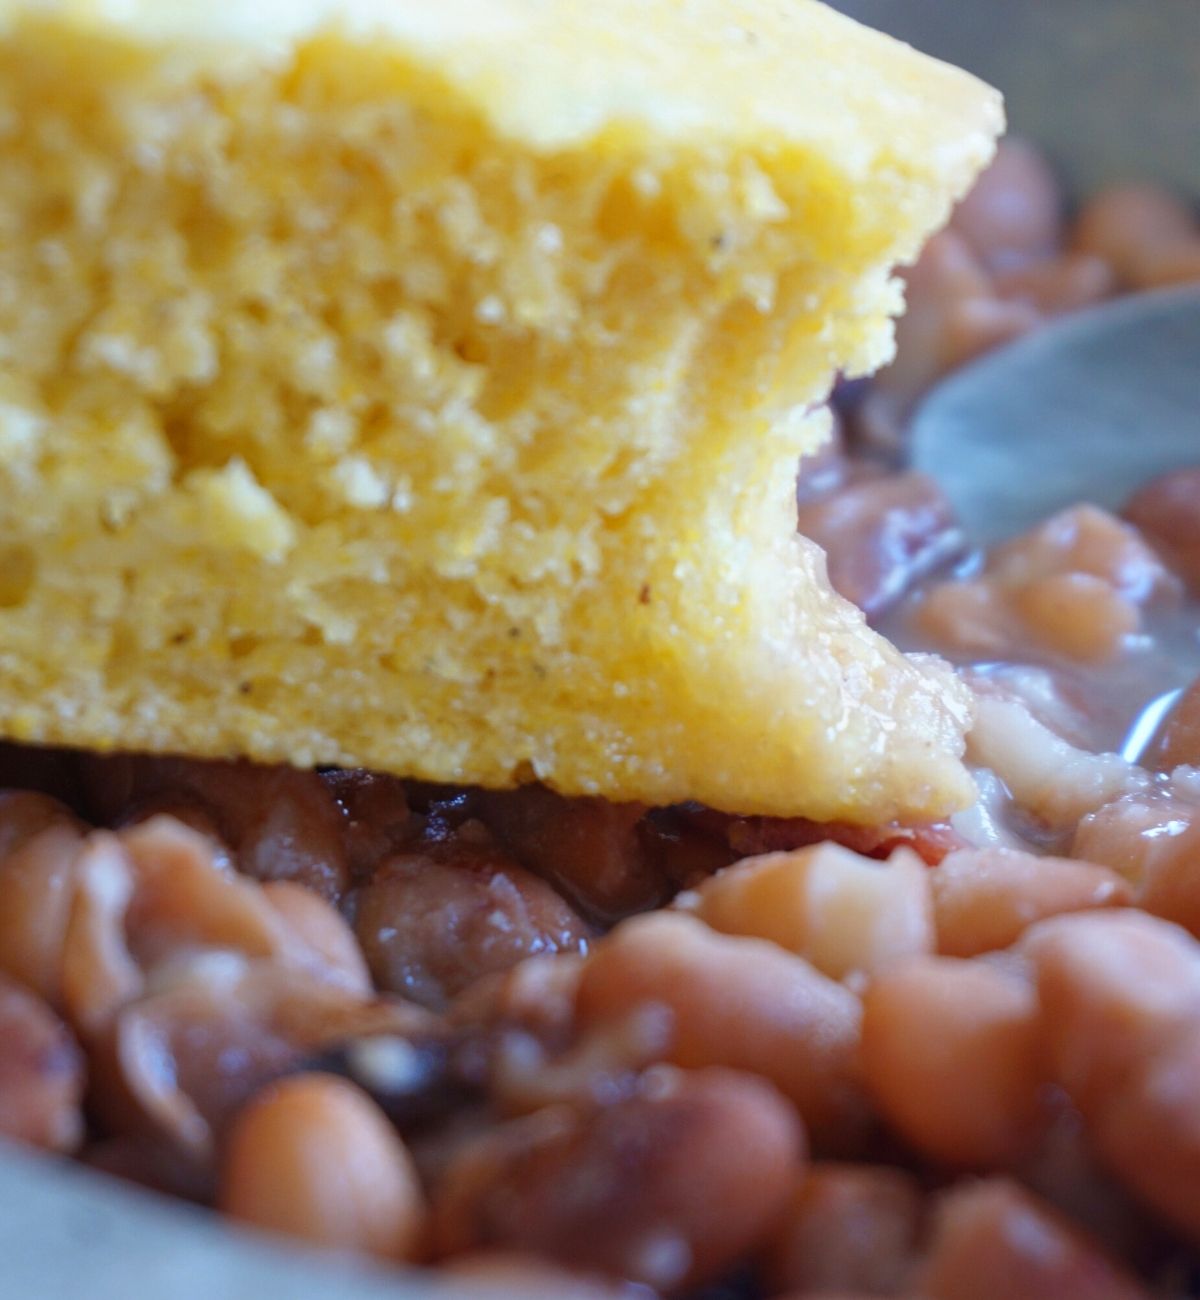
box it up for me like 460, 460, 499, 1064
0, 819, 84, 1004
221, 1073, 426, 1261
916, 1179, 1150, 1300
1024, 911, 1200, 1239
433, 1067, 803, 1292
860, 956, 1044, 1168
1123, 468, 1200, 593
931, 848, 1131, 957
684, 843, 932, 981
259, 880, 370, 995
0, 974, 85, 1152
1072, 184, 1199, 286
475, 787, 662, 921
577, 912, 866, 1145
762, 1163, 923, 1297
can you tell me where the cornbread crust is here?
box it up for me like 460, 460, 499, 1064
0, 1, 999, 821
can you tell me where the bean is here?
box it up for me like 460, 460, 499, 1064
1071, 785, 1197, 888
1072, 184, 1199, 286
931, 848, 1131, 957
475, 787, 662, 921
83, 755, 350, 900
995, 252, 1114, 315
1143, 677, 1200, 771
433, 1067, 803, 1292
685, 843, 933, 981
761, 1163, 923, 1297
1123, 468, 1200, 594
951, 138, 1064, 270
0, 790, 78, 860
1023, 910, 1200, 1107
0, 820, 83, 1004
1024, 911, 1200, 1238
860, 956, 1044, 1168
1012, 572, 1140, 663
444, 1253, 645, 1298
989, 504, 1174, 603
577, 912, 866, 1145
354, 844, 590, 1011
916, 1179, 1149, 1300
220, 1073, 425, 1261
796, 471, 962, 618
260, 880, 371, 994
0, 974, 85, 1152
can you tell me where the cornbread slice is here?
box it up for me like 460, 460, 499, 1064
0, 0, 1000, 821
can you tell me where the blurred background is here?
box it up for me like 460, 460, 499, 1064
832, 0, 1200, 197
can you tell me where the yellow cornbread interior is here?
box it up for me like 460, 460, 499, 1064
0, 0, 1000, 821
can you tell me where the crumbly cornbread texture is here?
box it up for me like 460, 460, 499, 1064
0, 0, 1000, 820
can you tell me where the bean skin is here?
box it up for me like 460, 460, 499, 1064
220, 1072, 426, 1261
433, 1067, 803, 1292
577, 912, 866, 1146
860, 956, 1044, 1168
0, 974, 85, 1152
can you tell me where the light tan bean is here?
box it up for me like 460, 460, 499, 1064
1125, 237, 1200, 289
220, 1072, 425, 1261
1024, 910, 1200, 1239
685, 843, 932, 981
0, 820, 84, 1004
916, 1179, 1149, 1300
860, 956, 1043, 1167
1072, 184, 1199, 285
1012, 572, 1140, 662
577, 912, 865, 1144
931, 848, 1132, 957
260, 880, 371, 994
0, 974, 85, 1153
434, 1067, 803, 1292
761, 1163, 923, 1297
1023, 910, 1200, 1108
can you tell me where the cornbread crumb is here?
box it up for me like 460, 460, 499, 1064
0, 0, 1000, 819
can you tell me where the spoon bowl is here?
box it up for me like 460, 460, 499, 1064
910, 287, 1200, 545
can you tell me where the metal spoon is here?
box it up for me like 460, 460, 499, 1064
909, 286, 1200, 547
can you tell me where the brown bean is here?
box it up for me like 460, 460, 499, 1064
1072, 183, 1199, 286
0, 820, 84, 1004
83, 755, 350, 900
354, 844, 590, 1011
475, 786, 662, 921
1143, 676, 1200, 771
444, 1253, 644, 1298
0, 790, 79, 859
1123, 467, 1200, 593
951, 137, 1064, 270
221, 1072, 425, 1261
433, 1067, 803, 1292
916, 1179, 1150, 1300
931, 848, 1132, 957
860, 956, 1044, 1168
0, 974, 85, 1152
762, 1163, 923, 1297
577, 912, 865, 1144
1126, 237, 1200, 289
686, 843, 933, 981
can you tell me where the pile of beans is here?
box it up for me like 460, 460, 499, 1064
2, 139, 1200, 1299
